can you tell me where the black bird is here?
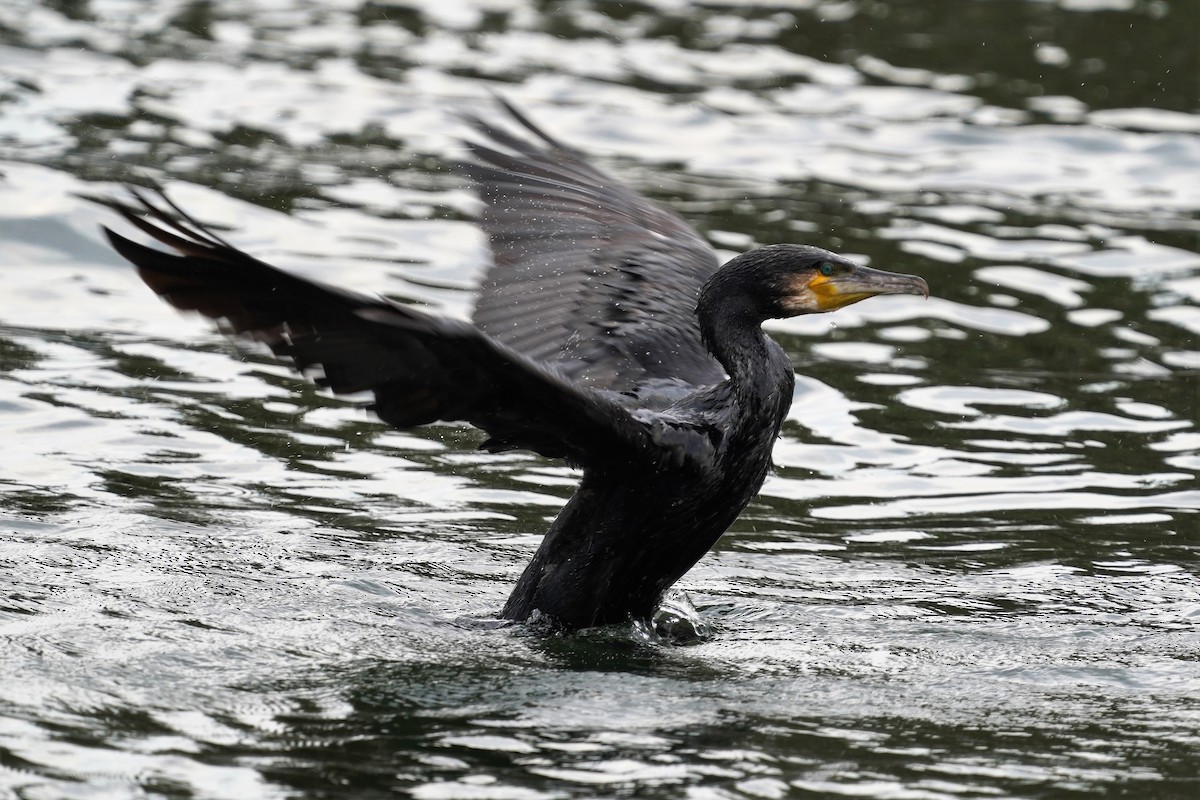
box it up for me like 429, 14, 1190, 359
102, 101, 928, 631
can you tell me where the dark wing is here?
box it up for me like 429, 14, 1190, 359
457, 99, 726, 396
101, 191, 714, 470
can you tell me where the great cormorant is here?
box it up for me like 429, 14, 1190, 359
102, 101, 928, 630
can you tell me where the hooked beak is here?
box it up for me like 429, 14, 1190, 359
806, 265, 929, 312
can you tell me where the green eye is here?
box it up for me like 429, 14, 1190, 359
818, 261, 835, 276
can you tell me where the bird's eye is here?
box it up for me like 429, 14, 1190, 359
818, 261, 835, 276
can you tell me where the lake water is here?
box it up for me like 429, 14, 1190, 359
1, 0, 1198, 797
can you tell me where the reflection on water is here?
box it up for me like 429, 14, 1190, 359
1, 0, 1198, 797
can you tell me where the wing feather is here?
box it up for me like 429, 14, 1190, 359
103, 192, 713, 470
458, 102, 726, 394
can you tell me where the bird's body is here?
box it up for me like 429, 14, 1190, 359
103, 101, 927, 631
504, 339, 794, 626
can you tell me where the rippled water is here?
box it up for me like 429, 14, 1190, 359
2, 0, 1198, 797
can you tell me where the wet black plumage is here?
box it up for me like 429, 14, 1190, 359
102, 101, 928, 630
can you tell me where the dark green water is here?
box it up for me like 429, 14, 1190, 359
1, 1, 1198, 797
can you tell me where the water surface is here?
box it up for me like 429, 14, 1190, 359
1, 0, 1198, 797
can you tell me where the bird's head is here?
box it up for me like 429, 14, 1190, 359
698, 244, 929, 340
752, 244, 929, 317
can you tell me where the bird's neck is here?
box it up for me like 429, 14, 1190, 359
698, 293, 777, 395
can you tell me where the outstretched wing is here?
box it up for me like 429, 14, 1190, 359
457, 99, 726, 395
102, 191, 713, 470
